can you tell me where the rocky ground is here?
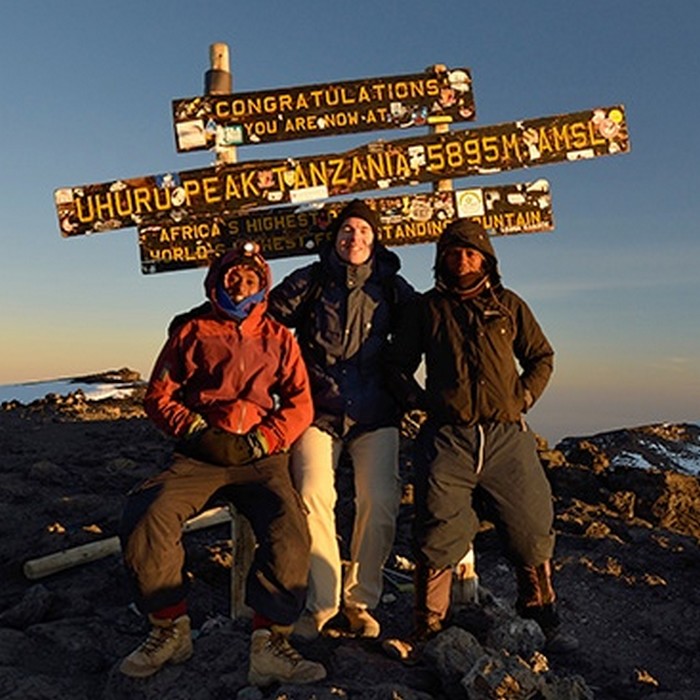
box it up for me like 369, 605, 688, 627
0, 372, 699, 699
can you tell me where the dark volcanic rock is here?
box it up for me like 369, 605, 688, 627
0, 378, 698, 698
557, 422, 700, 475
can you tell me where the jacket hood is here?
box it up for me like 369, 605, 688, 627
204, 245, 272, 312
434, 220, 501, 286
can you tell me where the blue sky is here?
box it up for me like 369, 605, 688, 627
1, 0, 698, 444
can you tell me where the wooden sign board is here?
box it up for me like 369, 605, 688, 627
172, 67, 475, 150
55, 105, 627, 237
138, 180, 554, 274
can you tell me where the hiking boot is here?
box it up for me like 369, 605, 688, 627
544, 627, 580, 654
382, 635, 424, 666
344, 607, 381, 638
382, 614, 443, 666
248, 629, 327, 686
119, 614, 193, 678
518, 602, 579, 654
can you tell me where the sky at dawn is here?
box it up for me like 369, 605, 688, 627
1, 0, 698, 444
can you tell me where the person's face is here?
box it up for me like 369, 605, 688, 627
335, 216, 375, 265
223, 265, 262, 302
443, 246, 486, 276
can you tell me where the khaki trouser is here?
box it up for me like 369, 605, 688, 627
291, 426, 401, 624
120, 452, 310, 625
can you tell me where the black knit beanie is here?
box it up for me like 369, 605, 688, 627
330, 199, 381, 241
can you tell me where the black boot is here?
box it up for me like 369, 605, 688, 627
382, 564, 450, 665
515, 561, 579, 654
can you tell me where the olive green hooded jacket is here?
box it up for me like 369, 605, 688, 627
386, 220, 554, 426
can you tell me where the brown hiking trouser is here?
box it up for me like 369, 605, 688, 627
120, 451, 310, 625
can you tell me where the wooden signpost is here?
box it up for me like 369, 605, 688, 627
138, 180, 554, 273
172, 66, 476, 150
55, 104, 627, 238
52, 45, 631, 612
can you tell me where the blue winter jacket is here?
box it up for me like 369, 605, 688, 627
267, 243, 417, 439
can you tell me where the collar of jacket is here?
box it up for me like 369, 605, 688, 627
208, 293, 269, 332
327, 247, 374, 289
321, 240, 401, 283
436, 272, 490, 300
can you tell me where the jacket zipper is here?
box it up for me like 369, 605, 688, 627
475, 424, 485, 475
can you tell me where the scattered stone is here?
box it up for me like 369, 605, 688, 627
0, 584, 54, 629
485, 616, 545, 659
0, 383, 698, 698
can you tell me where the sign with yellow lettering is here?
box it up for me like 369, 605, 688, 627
172, 67, 475, 150
55, 105, 627, 237
138, 181, 554, 274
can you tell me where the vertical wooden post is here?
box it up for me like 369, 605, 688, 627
431, 64, 453, 193
206, 42, 236, 166
205, 43, 254, 619
229, 503, 255, 619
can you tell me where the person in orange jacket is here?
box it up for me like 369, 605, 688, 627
118, 241, 326, 687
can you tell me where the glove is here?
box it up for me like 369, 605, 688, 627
184, 413, 208, 438
401, 409, 428, 440
193, 427, 270, 466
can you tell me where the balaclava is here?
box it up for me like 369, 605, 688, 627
435, 220, 499, 298
206, 241, 270, 321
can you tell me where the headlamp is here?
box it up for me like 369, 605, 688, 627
242, 241, 260, 256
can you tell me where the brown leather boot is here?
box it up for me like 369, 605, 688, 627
515, 560, 556, 610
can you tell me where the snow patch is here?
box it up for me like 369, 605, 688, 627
610, 451, 655, 471
0, 380, 137, 404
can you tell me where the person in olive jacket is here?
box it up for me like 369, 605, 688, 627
383, 219, 576, 662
